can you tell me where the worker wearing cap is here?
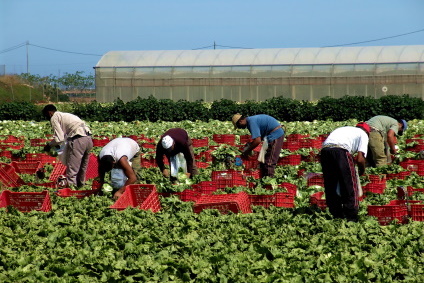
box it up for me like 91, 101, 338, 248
98, 137, 140, 199
156, 128, 198, 182
365, 115, 408, 167
320, 122, 370, 222
42, 104, 93, 188
232, 114, 284, 177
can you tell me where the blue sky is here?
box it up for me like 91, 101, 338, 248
1, 0, 424, 77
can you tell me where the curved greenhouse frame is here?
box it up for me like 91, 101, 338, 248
95, 45, 424, 102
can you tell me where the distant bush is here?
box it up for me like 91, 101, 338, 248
0, 94, 422, 122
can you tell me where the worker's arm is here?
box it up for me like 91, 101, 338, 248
387, 129, 398, 154
113, 156, 137, 199
241, 137, 261, 158
356, 151, 366, 176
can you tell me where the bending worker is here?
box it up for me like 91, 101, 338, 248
42, 104, 93, 188
365, 115, 407, 167
232, 114, 284, 178
98, 137, 140, 199
320, 122, 370, 222
156, 128, 198, 182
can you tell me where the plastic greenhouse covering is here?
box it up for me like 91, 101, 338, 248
95, 45, 424, 102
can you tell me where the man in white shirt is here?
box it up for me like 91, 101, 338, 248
98, 137, 140, 199
320, 122, 370, 222
42, 104, 93, 188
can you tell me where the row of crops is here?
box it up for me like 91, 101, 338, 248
0, 119, 423, 282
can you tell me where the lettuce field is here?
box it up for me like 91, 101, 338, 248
0, 119, 423, 282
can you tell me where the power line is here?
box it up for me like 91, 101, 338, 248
323, 28, 424, 48
0, 42, 27, 54
29, 43, 102, 56
0, 42, 102, 56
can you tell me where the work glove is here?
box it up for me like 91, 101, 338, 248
43, 143, 51, 152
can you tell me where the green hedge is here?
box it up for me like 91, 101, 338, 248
1, 95, 423, 122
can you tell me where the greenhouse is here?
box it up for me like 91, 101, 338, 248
95, 45, 424, 102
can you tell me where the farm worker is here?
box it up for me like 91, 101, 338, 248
98, 137, 141, 199
42, 104, 93, 188
156, 128, 198, 182
320, 122, 370, 222
232, 114, 284, 177
365, 115, 407, 167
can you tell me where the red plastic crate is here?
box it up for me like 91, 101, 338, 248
92, 138, 110, 147
29, 138, 51, 147
211, 170, 247, 188
56, 187, 101, 199
141, 158, 157, 168
410, 204, 424, 222
242, 169, 261, 179
0, 135, 24, 150
406, 144, 424, 153
193, 192, 252, 214
0, 163, 26, 188
249, 192, 295, 208
367, 200, 420, 225
195, 150, 213, 162
195, 161, 210, 169
282, 141, 301, 151
239, 135, 251, 144
279, 182, 298, 196
400, 159, 424, 176
405, 138, 424, 145
0, 150, 12, 159
310, 191, 327, 210
386, 171, 411, 180
286, 134, 310, 141
10, 161, 43, 175
0, 190, 52, 212
212, 134, 236, 146
141, 143, 156, 149
363, 182, 386, 194
367, 174, 386, 183
242, 158, 259, 170
191, 181, 219, 195
192, 137, 209, 147
85, 154, 99, 180
175, 189, 201, 202
25, 153, 58, 164
49, 162, 67, 181
299, 138, 322, 149
278, 154, 302, 166
110, 184, 161, 212
368, 204, 407, 225
307, 173, 324, 187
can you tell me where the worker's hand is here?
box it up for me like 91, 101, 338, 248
43, 143, 51, 152
185, 172, 191, 179
162, 169, 170, 178
241, 150, 250, 159
113, 188, 125, 200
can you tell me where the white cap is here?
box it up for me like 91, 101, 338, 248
162, 135, 174, 150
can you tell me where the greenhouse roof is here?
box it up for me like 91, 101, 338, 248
96, 45, 424, 68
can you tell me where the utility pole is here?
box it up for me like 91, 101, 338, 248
214, 41, 216, 50
26, 41, 29, 74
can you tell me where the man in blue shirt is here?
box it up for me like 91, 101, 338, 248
232, 114, 285, 177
